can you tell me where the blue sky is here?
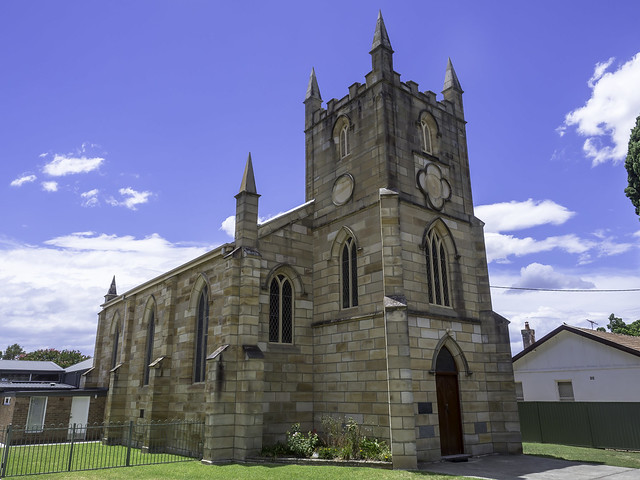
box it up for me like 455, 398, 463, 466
1, 1, 640, 357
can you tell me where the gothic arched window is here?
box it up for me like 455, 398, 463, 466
421, 118, 432, 154
194, 286, 209, 383
111, 324, 120, 369
269, 274, 293, 344
425, 229, 451, 307
340, 124, 349, 158
143, 310, 155, 386
342, 237, 358, 308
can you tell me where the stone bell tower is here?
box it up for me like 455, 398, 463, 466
304, 11, 521, 466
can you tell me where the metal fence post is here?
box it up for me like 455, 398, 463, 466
1, 424, 13, 478
67, 423, 77, 472
126, 421, 133, 467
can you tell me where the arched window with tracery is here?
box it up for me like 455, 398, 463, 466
340, 124, 349, 158
425, 229, 451, 307
111, 323, 120, 369
421, 118, 432, 154
194, 285, 209, 383
143, 310, 155, 386
269, 274, 293, 344
342, 237, 358, 308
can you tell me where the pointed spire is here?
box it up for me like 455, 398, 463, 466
104, 276, 118, 302
305, 67, 322, 102
108, 276, 117, 296
443, 58, 463, 92
372, 11, 392, 51
239, 153, 257, 195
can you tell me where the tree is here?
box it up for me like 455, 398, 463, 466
1, 343, 26, 360
20, 348, 90, 369
603, 313, 640, 336
624, 114, 640, 218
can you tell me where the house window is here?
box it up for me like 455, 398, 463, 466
111, 325, 120, 369
557, 381, 574, 401
425, 229, 451, 307
515, 382, 524, 402
340, 125, 349, 158
269, 274, 293, 344
26, 396, 47, 433
421, 119, 432, 154
342, 237, 358, 308
194, 286, 209, 383
143, 311, 155, 386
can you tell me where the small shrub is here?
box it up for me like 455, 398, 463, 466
260, 442, 289, 458
359, 437, 392, 461
286, 423, 319, 458
317, 447, 340, 459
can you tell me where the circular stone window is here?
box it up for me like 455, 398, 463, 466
332, 173, 355, 206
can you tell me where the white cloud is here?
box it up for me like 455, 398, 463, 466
0, 233, 211, 355
563, 53, 640, 165
588, 57, 615, 88
476, 199, 575, 233
511, 263, 595, 291
107, 187, 152, 210
41, 181, 58, 192
220, 215, 235, 237
484, 232, 593, 264
10, 174, 37, 187
43, 154, 104, 176
80, 189, 100, 207
490, 269, 640, 355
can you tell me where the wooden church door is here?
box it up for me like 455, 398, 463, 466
435, 346, 464, 456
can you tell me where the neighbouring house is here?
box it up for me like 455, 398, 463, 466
84, 13, 522, 469
513, 324, 640, 402
0, 359, 106, 442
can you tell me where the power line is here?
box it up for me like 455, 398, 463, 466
490, 286, 640, 293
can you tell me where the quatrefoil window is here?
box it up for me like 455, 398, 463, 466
417, 163, 451, 210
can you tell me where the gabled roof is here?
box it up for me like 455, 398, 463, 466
0, 360, 63, 372
513, 324, 640, 362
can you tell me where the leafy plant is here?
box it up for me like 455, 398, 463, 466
286, 423, 319, 458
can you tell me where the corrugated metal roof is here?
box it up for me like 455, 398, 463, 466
0, 360, 63, 372
65, 358, 93, 372
0, 381, 75, 391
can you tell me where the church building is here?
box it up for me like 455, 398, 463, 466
86, 13, 522, 469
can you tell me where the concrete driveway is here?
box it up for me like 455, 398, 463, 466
420, 454, 639, 479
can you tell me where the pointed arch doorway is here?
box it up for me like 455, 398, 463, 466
435, 346, 464, 456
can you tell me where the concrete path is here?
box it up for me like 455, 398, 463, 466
420, 454, 639, 479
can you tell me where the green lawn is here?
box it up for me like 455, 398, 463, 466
523, 442, 640, 469
4, 442, 640, 479
38, 462, 468, 480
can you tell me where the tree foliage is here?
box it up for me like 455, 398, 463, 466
1, 343, 26, 360
20, 348, 90, 369
2, 344, 90, 368
600, 313, 640, 336
624, 115, 640, 218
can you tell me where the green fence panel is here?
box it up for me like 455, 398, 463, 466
587, 403, 640, 450
516, 402, 542, 443
518, 402, 640, 450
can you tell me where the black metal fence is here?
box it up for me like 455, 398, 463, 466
518, 401, 640, 450
0, 419, 203, 477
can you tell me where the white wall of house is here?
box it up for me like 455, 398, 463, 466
513, 330, 640, 402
